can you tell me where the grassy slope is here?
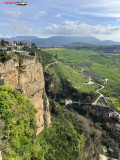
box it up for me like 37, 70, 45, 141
48, 62, 87, 86
48, 62, 99, 93
0, 85, 37, 160
35, 100, 101, 160
36, 103, 85, 160
48, 48, 98, 63
91, 63, 120, 80
48, 48, 120, 80
0, 86, 89, 160
47, 48, 120, 111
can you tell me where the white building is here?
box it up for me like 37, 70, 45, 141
65, 99, 73, 105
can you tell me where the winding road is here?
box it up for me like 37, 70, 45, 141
81, 68, 109, 106
46, 63, 120, 119
81, 69, 120, 119
92, 84, 107, 105
81, 68, 120, 160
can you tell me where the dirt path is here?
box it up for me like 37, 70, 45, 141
75, 69, 95, 90
80, 68, 120, 159
81, 68, 108, 105
45, 61, 58, 71
80, 68, 120, 120
92, 84, 105, 105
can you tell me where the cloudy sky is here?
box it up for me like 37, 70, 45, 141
1, 0, 120, 41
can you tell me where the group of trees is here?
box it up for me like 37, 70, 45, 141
0, 40, 5, 47
0, 51, 10, 63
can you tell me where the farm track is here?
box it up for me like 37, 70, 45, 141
45, 61, 58, 71
80, 68, 120, 120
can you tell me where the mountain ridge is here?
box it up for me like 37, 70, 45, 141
1, 36, 120, 46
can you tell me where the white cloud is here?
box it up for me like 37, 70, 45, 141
4, 10, 21, 18
55, 14, 61, 18
33, 11, 47, 20
77, 11, 120, 18
88, 0, 120, 8
53, 0, 120, 19
10, 22, 41, 35
45, 21, 120, 41
0, 35, 11, 38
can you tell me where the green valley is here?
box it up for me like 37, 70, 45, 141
46, 48, 120, 112
0, 43, 120, 160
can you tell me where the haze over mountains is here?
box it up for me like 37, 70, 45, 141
1, 36, 120, 46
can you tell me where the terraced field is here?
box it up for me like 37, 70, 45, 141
47, 48, 120, 111
47, 48, 98, 63
48, 62, 100, 93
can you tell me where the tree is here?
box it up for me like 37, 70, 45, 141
54, 54, 58, 60
19, 41, 23, 45
1, 40, 5, 47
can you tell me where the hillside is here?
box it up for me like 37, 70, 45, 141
0, 46, 120, 159
48, 62, 99, 94
0, 85, 37, 159
47, 48, 120, 108
0, 53, 51, 135
44, 47, 120, 159
0, 86, 96, 160
1, 36, 120, 46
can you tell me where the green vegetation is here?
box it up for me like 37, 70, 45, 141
0, 85, 37, 160
1, 40, 5, 47
91, 63, 120, 80
36, 100, 86, 160
101, 80, 120, 112
48, 48, 98, 64
97, 97, 108, 106
0, 51, 11, 63
48, 62, 88, 88
0, 86, 100, 160
23, 47, 120, 87
47, 48, 120, 111
1, 45, 119, 159
37, 51, 54, 69
78, 83, 99, 94
48, 48, 120, 79
48, 62, 99, 93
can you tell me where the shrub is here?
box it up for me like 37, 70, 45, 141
0, 85, 37, 160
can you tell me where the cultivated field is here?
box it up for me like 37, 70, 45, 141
47, 48, 120, 111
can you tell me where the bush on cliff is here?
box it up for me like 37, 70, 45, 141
0, 85, 37, 160
34, 100, 86, 160
0, 51, 11, 63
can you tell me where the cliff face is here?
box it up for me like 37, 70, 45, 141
0, 56, 51, 135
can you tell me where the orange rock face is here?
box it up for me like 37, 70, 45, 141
0, 56, 51, 135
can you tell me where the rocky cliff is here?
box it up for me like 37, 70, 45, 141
0, 55, 51, 135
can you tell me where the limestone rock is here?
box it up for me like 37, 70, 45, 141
0, 56, 51, 135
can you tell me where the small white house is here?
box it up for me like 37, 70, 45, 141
65, 99, 73, 105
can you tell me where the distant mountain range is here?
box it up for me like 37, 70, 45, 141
1, 36, 120, 46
